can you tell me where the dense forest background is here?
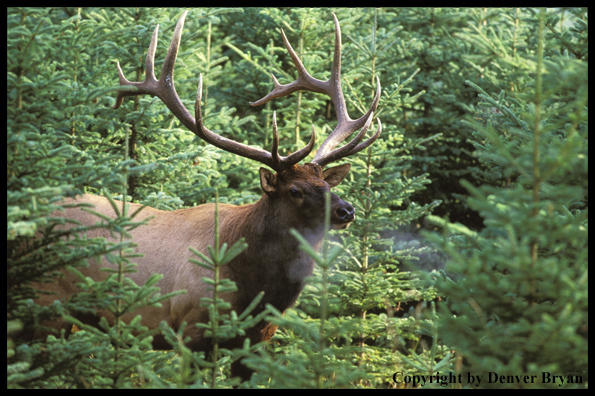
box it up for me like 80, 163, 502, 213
8, 7, 587, 388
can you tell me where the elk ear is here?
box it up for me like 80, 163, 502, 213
259, 168, 278, 195
323, 163, 351, 188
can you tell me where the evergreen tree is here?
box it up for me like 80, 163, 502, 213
425, 8, 588, 388
7, 7, 182, 387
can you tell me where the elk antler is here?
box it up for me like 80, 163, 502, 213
113, 10, 315, 172
250, 13, 382, 168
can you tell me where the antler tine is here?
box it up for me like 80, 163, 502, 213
113, 11, 315, 172
266, 112, 317, 171
112, 17, 161, 110
113, 11, 195, 135
313, 117, 382, 168
314, 75, 382, 160
250, 13, 382, 168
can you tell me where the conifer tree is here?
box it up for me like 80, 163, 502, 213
7, 7, 181, 387
425, 8, 588, 388
320, 9, 445, 386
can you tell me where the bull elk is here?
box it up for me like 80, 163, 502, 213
33, 11, 382, 381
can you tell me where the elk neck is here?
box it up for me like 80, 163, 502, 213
219, 192, 326, 314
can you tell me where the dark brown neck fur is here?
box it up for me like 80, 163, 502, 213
223, 194, 324, 315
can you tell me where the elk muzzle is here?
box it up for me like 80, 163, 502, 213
331, 193, 355, 229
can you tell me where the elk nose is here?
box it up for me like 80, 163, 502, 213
336, 203, 355, 222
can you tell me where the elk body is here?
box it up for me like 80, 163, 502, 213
33, 11, 382, 381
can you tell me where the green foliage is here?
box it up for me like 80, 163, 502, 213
8, 7, 587, 389
425, 8, 588, 389
369, 8, 484, 229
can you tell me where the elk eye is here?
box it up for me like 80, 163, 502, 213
289, 188, 302, 198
